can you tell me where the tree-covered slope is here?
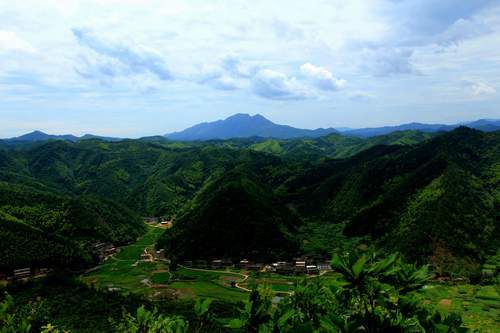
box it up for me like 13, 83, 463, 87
0, 127, 497, 271
282, 128, 499, 264
0, 210, 91, 271
0, 181, 143, 271
157, 170, 300, 261
248, 130, 437, 160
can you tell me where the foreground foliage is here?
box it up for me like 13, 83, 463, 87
1, 253, 472, 332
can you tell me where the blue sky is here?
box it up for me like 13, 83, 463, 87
0, 0, 499, 137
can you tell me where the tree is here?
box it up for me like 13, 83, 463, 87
114, 306, 188, 333
228, 252, 468, 333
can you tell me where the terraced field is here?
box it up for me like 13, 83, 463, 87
421, 283, 500, 333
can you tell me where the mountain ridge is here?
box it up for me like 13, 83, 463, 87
165, 113, 338, 140
2, 131, 122, 144
167, 114, 500, 140
2, 116, 499, 144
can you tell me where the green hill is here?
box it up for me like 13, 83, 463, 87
0, 128, 497, 273
157, 170, 300, 261
282, 128, 500, 266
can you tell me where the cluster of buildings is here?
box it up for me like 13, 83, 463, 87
94, 243, 118, 263
140, 248, 167, 262
0, 267, 52, 281
144, 217, 173, 228
182, 257, 332, 275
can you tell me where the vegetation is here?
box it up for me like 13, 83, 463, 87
2, 252, 479, 332
0, 127, 498, 332
158, 170, 300, 261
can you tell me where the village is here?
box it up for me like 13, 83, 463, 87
2, 218, 330, 290
144, 217, 332, 276
180, 258, 332, 275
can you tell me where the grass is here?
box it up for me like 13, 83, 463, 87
81, 225, 169, 296
81, 227, 249, 302
169, 267, 248, 302
151, 271, 171, 284
81, 227, 499, 332
169, 281, 247, 302
421, 283, 500, 333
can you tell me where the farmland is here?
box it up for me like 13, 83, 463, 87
421, 283, 500, 333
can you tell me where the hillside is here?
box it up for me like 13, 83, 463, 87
249, 130, 437, 159
281, 128, 500, 268
0, 127, 498, 274
0, 181, 143, 271
157, 170, 300, 261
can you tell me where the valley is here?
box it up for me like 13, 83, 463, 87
1, 126, 499, 332
2, 0, 500, 330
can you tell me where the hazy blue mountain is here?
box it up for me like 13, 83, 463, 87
165, 113, 338, 140
343, 119, 500, 137
3, 131, 122, 143
463, 119, 500, 132
9, 130, 80, 142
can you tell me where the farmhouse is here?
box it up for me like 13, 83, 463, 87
275, 262, 295, 275
211, 259, 223, 269
140, 251, 153, 262
156, 249, 166, 259
306, 265, 319, 275
13, 267, 31, 279
317, 263, 332, 272
295, 260, 306, 273
246, 263, 264, 271
160, 220, 173, 228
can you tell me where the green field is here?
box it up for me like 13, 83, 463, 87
81, 225, 170, 297
169, 267, 248, 302
81, 228, 302, 303
242, 272, 302, 294
421, 283, 500, 333
81, 226, 250, 302
81, 227, 499, 332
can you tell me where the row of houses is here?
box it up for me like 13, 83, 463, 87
182, 258, 332, 275
0, 267, 52, 281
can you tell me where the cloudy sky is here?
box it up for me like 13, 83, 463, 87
1, 0, 499, 137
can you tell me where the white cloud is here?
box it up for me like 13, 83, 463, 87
435, 18, 491, 46
300, 62, 346, 91
71, 28, 173, 89
1, 0, 500, 135
209, 75, 245, 91
362, 47, 419, 77
0, 30, 36, 54
462, 80, 496, 97
252, 69, 311, 100
221, 56, 257, 78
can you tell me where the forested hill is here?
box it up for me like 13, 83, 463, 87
159, 128, 499, 267
280, 127, 500, 265
0, 127, 498, 272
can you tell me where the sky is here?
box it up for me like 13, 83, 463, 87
1, 0, 500, 138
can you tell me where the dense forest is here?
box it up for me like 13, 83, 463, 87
0, 127, 499, 332
0, 127, 498, 272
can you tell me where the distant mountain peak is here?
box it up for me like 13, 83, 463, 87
4, 131, 121, 143
165, 113, 337, 141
